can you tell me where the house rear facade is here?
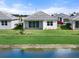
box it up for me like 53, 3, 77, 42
0, 11, 19, 29
23, 11, 58, 30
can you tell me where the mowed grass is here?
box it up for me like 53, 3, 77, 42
0, 30, 79, 44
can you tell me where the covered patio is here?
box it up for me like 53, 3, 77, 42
71, 16, 79, 30
24, 21, 43, 29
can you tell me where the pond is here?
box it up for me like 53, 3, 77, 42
0, 48, 79, 58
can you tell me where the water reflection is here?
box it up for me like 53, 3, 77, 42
54, 49, 72, 58
0, 48, 79, 58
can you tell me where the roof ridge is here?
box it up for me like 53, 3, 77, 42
23, 11, 57, 21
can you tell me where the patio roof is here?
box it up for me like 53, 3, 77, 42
23, 11, 57, 21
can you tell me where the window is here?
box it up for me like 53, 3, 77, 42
58, 17, 62, 21
1, 21, 8, 26
5, 21, 7, 25
1, 21, 4, 25
47, 21, 53, 26
75, 21, 79, 28
59, 17, 62, 21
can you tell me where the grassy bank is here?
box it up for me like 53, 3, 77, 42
0, 30, 79, 44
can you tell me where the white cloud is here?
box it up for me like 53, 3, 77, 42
0, 0, 79, 15
0, 0, 35, 15
43, 7, 79, 15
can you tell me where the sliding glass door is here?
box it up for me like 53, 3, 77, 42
29, 21, 39, 28
75, 21, 79, 28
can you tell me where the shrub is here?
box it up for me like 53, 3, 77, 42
60, 23, 71, 30
14, 23, 23, 30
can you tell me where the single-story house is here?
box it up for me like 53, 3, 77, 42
0, 11, 19, 29
70, 16, 79, 30
23, 11, 58, 30
54, 13, 70, 24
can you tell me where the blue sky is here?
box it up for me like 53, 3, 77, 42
0, 0, 79, 14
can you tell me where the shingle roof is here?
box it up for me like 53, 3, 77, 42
54, 13, 70, 19
23, 11, 57, 21
70, 14, 79, 18
69, 14, 79, 20
0, 11, 17, 20
71, 16, 79, 21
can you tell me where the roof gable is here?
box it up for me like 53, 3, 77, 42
0, 11, 16, 20
54, 13, 70, 19
24, 11, 57, 21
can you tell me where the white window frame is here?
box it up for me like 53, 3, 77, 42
47, 21, 53, 26
1, 21, 8, 26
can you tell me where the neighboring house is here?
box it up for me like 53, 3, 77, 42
0, 11, 18, 29
70, 16, 79, 30
23, 11, 58, 30
70, 12, 79, 17
54, 13, 70, 24
12, 14, 29, 24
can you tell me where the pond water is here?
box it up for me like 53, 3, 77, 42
0, 48, 79, 58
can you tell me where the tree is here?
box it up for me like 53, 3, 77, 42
70, 12, 77, 16
19, 15, 24, 35
70, 14, 74, 16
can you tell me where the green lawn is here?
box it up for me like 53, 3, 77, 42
0, 30, 79, 44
